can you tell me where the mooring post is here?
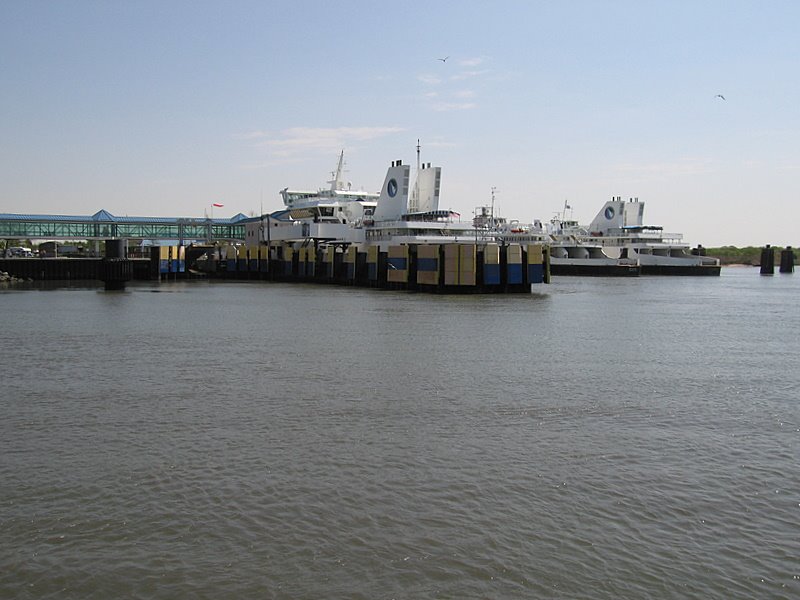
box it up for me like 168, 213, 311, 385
779, 246, 795, 274
760, 245, 775, 275
100, 239, 132, 290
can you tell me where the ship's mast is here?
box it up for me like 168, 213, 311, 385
328, 150, 346, 191
561, 199, 572, 222
409, 139, 421, 213
491, 186, 497, 229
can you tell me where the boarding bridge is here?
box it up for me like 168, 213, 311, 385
0, 209, 249, 243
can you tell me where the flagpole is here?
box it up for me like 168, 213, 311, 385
210, 202, 224, 220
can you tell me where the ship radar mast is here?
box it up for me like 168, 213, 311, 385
407, 139, 422, 213
491, 186, 497, 229
561, 199, 572, 221
327, 150, 349, 192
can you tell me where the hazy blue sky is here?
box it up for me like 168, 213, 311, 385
2, 1, 798, 246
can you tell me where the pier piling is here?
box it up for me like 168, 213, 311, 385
100, 239, 132, 290
760, 245, 775, 275
779, 246, 795, 274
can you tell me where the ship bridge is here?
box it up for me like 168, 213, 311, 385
0, 209, 249, 243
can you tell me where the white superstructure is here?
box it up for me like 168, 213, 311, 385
579, 197, 720, 273
544, 210, 637, 273
247, 151, 379, 246
248, 148, 479, 251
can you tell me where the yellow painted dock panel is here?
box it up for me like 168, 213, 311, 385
417, 244, 439, 285
527, 244, 543, 264
444, 245, 459, 285
459, 244, 476, 286
443, 244, 476, 285
419, 245, 438, 259
485, 244, 500, 265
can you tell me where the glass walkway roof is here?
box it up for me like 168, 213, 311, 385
0, 209, 249, 242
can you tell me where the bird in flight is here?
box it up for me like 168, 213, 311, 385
715, 94, 726, 100
437, 56, 449, 63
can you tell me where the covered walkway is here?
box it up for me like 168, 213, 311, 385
0, 209, 249, 243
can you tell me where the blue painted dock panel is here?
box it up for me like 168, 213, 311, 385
484, 263, 501, 285
387, 257, 407, 271
528, 263, 544, 284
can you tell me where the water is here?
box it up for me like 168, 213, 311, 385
1, 268, 798, 599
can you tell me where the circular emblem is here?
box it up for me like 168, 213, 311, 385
387, 178, 398, 197
604, 206, 615, 220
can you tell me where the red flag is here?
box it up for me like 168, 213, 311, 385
212, 203, 224, 208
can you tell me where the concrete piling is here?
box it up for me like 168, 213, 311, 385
100, 239, 132, 290
779, 246, 795, 274
760, 245, 775, 275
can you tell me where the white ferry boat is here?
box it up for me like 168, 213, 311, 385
257, 148, 482, 250
543, 211, 640, 276
280, 150, 379, 223
489, 196, 717, 276
361, 157, 480, 250
491, 201, 639, 276
577, 197, 721, 275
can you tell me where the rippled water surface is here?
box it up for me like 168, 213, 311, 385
1, 268, 798, 599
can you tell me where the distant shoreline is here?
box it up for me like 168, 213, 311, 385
705, 246, 797, 266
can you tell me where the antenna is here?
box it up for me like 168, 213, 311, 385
409, 139, 421, 213
328, 150, 346, 191
490, 186, 497, 229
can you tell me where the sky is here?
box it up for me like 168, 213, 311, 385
1, 0, 798, 247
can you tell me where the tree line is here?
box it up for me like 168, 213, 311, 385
705, 246, 797, 266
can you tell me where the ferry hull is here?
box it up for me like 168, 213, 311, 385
640, 264, 721, 276
550, 262, 640, 277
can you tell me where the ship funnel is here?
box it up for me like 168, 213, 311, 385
410, 164, 442, 213
372, 162, 411, 222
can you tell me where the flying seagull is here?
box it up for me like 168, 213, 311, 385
715, 94, 726, 100
437, 56, 449, 62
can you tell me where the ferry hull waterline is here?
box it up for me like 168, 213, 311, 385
227, 152, 550, 293
577, 197, 721, 276
640, 263, 721, 276
549, 262, 641, 277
